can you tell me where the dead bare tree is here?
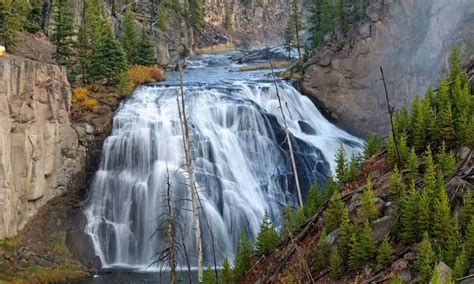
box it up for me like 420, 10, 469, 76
267, 47, 304, 208
380, 66, 401, 167
176, 59, 204, 282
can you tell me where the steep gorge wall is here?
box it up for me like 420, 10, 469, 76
302, 0, 474, 136
0, 55, 85, 239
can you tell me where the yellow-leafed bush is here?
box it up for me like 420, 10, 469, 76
83, 97, 98, 110
72, 87, 88, 104
128, 65, 166, 88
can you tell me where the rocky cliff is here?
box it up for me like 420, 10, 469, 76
301, 0, 474, 136
0, 55, 85, 239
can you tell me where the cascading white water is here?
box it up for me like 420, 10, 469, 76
85, 53, 363, 270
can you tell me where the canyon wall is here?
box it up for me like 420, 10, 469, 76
301, 0, 474, 136
0, 55, 85, 239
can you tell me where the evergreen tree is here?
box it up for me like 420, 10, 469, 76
335, 144, 346, 183
233, 229, 254, 280
406, 147, 419, 183
387, 134, 398, 169
89, 29, 128, 84
360, 177, 378, 221
432, 184, 450, 245
223, 4, 232, 30
75, 25, 90, 84
393, 106, 410, 139
324, 193, 345, 232
156, 5, 168, 31
444, 213, 461, 267
453, 248, 469, 279
282, 206, 306, 238
398, 132, 409, 164
51, 0, 75, 66
400, 184, 418, 244
310, 0, 334, 48
120, 8, 139, 64
329, 249, 343, 279
0, 0, 21, 52
430, 266, 442, 284
389, 275, 404, 284
220, 257, 233, 284
335, 0, 348, 32
349, 220, 375, 268
417, 191, 430, 241
190, 0, 205, 35
376, 235, 393, 270
423, 146, 437, 194
437, 142, 456, 179
323, 176, 340, 199
337, 206, 351, 258
344, 153, 362, 182
283, 21, 294, 59
415, 232, 436, 283
132, 24, 157, 66
203, 267, 217, 284
449, 47, 464, 84
289, 0, 303, 58
313, 228, 329, 270
411, 97, 427, 151
465, 219, 474, 261
363, 132, 383, 160
462, 190, 474, 228
389, 166, 405, 199
304, 182, 323, 218
255, 212, 279, 256
307, 0, 322, 48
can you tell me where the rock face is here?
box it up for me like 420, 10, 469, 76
302, 0, 474, 136
0, 55, 85, 239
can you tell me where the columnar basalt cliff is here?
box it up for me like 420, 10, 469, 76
301, 0, 474, 136
0, 55, 85, 239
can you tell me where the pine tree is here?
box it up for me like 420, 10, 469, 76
233, 229, 254, 280
417, 191, 430, 241
323, 176, 340, 200
453, 248, 469, 279
0, 0, 21, 52
466, 219, 474, 261
393, 106, 410, 139
387, 134, 398, 169
120, 8, 139, 64
324, 193, 345, 232
349, 220, 375, 268
132, 24, 157, 66
423, 146, 437, 194
289, 0, 303, 58
314, 228, 330, 270
432, 184, 450, 246
455, 85, 472, 146
400, 184, 418, 244
411, 97, 427, 151
190, 0, 205, 35
363, 132, 383, 160
335, 0, 348, 32
376, 235, 393, 270
430, 266, 442, 284
220, 257, 233, 284
389, 275, 404, 284
307, 0, 322, 48
89, 29, 128, 84
415, 232, 436, 283
255, 212, 279, 256
157, 5, 168, 31
304, 182, 323, 218
449, 47, 464, 84
360, 177, 379, 221
311, 0, 334, 48
389, 166, 406, 199
437, 142, 456, 179
335, 144, 346, 183
282, 206, 306, 238
283, 21, 294, 58
329, 249, 343, 279
75, 25, 90, 84
224, 4, 232, 30
444, 213, 461, 267
337, 206, 351, 258
398, 132, 409, 164
406, 147, 419, 183
462, 190, 474, 228
51, 0, 75, 67
203, 267, 217, 284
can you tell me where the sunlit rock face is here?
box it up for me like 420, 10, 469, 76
302, 0, 474, 136
0, 55, 85, 238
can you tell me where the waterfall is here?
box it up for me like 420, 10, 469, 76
85, 55, 363, 269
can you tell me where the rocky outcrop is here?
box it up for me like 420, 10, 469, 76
0, 55, 85, 239
301, 0, 474, 136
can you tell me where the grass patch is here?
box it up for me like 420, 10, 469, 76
0, 237, 19, 254
237, 60, 292, 72
194, 43, 235, 54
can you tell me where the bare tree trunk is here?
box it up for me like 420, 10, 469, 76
176, 60, 204, 282
267, 48, 303, 208
165, 168, 177, 284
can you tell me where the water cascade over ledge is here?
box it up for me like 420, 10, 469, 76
85, 53, 363, 269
